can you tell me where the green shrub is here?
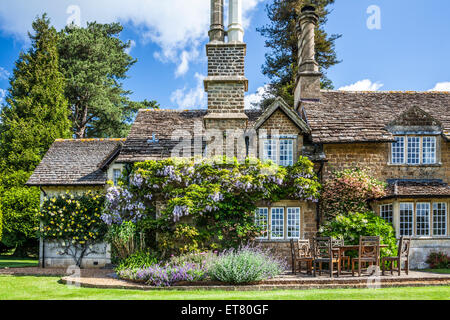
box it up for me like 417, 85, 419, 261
116, 250, 158, 272
426, 252, 449, 269
105, 221, 145, 263
322, 168, 386, 220
0, 201, 3, 242
0, 171, 40, 255
167, 251, 217, 268
319, 211, 398, 258
208, 245, 286, 284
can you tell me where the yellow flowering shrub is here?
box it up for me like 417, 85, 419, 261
40, 191, 107, 248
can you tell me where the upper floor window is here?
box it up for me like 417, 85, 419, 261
262, 138, 295, 166
113, 169, 122, 186
391, 136, 437, 165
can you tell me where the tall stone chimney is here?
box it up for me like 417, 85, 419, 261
294, 5, 322, 110
204, 0, 248, 132
209, 0, 225, 43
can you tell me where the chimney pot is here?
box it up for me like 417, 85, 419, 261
209, 0, 225, 43
228, 0, 244, 43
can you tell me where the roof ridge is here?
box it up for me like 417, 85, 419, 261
322, 90, 450, 94
55, 138, 126, 142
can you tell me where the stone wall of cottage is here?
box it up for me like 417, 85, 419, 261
254, 200, 317, 269
322, 137, 450, 184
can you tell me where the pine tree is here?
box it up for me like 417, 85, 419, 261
258, 0, 341, 108
58, 22, 139, 138
0, 15, 71, 172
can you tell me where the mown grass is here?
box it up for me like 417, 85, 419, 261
0, 276, 449, 300
421, 269, 450, 274
0, 256, 38, 269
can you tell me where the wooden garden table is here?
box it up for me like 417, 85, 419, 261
333, 244, 388, 275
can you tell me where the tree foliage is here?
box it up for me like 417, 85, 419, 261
0, 171, 40, 255
258, 0, 341, 107
102, 157, 321, 258
0, 15, 71, 172
39, 192, 107, 267
321, 168, 387, 220
58, 22, 140, 138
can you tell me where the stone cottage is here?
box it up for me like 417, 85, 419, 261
27, 0, 449, 269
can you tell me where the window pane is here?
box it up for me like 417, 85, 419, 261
271, 208, 284, 239
422, 137, 436, 164
416, 203, 430, 236
263, 139, 277, 163
433, 203, 447, 236
287, 207, 300, 239
380, 204, 393, 224
407, 137, 420, 164
113, 169, 121, 186
392, 137, 405, 164
279, 140, 294, 166
400, 203, 413, 236
255, 208, 269, 239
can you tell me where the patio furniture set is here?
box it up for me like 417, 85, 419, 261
290, 236, 411, 278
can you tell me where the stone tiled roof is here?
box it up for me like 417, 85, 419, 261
301, 91, 450, 143
26, 139, 125, 186
116, 109, 263, 163
383, 180, 450, 199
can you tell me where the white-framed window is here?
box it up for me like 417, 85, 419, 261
279, 140, 294, 166
113, 169, 122, 186
399, 203, 414, 236
416, 203, 431, 236
433, 203, 447, 236
287, 207, 301, 239
407, 137, 420, 164
263, 139, 277, 163
380, 204, 393, 224
271, 208, 285, 239
422, 137, 437, 164
391, 136, 438, 165
392, 137, 405, 164
262, 138, 295, 166
255, 208, 269, 239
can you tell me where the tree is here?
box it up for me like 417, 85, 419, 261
0, 15, 70, 255
58, 22, 140, 138
0, 15, 71, 172
258, 0, 341, 107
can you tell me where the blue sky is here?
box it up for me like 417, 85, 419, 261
0, 0, 449, 110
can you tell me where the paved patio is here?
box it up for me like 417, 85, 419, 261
2, 267, 449, 291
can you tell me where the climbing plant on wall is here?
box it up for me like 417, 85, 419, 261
102, 157, 321, 258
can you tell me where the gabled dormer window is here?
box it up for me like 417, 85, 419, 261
391, 136, 437, 165
262, 138, 295, 166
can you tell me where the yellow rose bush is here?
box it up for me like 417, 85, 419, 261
39, 191, 107, 267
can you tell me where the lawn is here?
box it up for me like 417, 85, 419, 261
0, 275, 449, 300
0, 256, 38, 269
422, 269, 450, 274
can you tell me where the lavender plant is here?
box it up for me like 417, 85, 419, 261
207, 245, 287, 284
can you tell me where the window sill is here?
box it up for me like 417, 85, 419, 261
387, 163, 442, 168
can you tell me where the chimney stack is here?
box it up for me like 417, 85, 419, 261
228, 0, 244, 43
209, 0, 225, 43
294, 4, 322, 109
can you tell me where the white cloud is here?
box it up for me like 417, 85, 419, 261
0, 0, 264, 77
170, 73, 206, 109
339, 79, 384, 91
0, 67, 10, 80
429, 82, 450, 92
245, 85, 272, 109
0, 88, 6, 104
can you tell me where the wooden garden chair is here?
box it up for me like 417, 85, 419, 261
382, 236, 411, 276
290, 239, 313, 275
352, 236, 380, 277
312, 237, 341, 278
332, 237, 351, 272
